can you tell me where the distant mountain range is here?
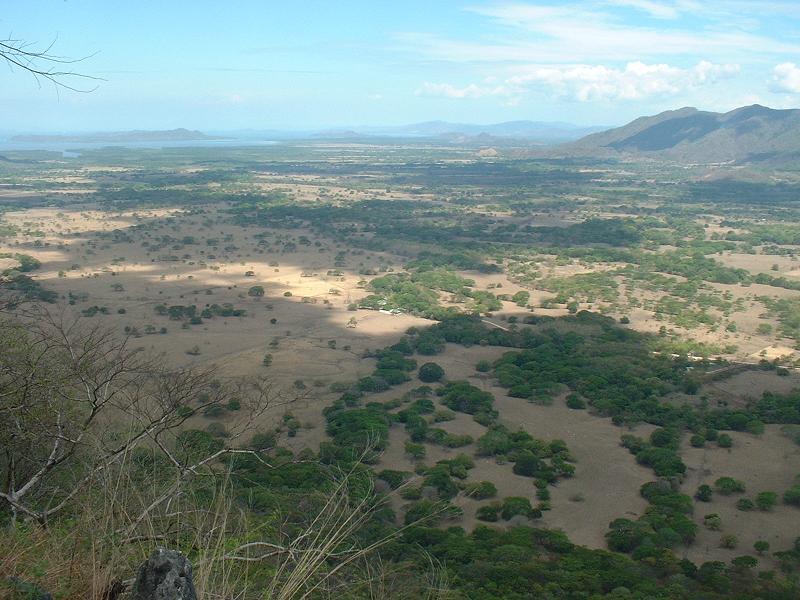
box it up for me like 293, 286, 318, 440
224, 121, 605, 143
12, 106, 799, 165
11, 128, 219, 143
559, 104, 800, 165
344, 120, 605, 141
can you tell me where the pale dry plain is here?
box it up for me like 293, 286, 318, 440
1, 196, 799, 563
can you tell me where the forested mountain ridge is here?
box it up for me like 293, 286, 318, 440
559, 104, 800, 165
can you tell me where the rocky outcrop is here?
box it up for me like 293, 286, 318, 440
128, 549, 197, 600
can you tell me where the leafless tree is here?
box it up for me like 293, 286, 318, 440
0, 309, 291, 528
1, 34, 101, 91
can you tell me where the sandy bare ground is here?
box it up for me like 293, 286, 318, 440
369, 343, 656, 549
0, 203, 433, 442
1, 197, 799, 561
718, 252, 800, 277
681, 427, 800, 565
708, 369, 800, 400
5, 191, 800, 366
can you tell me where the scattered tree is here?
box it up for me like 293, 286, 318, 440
754, 540, 770, 555
695, 484, 713, 502
715, 477, 745, 495
756, 491, 778, 511
418, 362, 445, 383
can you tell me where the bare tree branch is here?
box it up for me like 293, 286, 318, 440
0, 310, 291, 528
0, 34, 102, 92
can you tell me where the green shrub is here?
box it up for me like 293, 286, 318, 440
405, 500, 443, 525
438, 380, 495, 416
754, 540, 770, 555
326, 407, 390, 451
432, 409, 455, 422
690, 434, 705, 448
404, 441, 426, 459
464, 481, 497, 500
248, 431, 276, 450
475, 359, 492, 372
476, 503, 500, 522
400, 486, 422, 500
378, 469, 410, 490
715, 477, 745, 495
650, 428, 678, 449
175, 429, 224, 463
695, 485, 713, 502
565, 393, 586, 409
756, 491, 778, 511
418, 362, 445, 383
635, 446, 686, 477
783, 485, 800, 506
501, 496, 534, 520
718, 433, 733, 448
703, 514, 722, 531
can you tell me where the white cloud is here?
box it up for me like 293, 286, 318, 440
412, 2, 800, 63
416, 60, 737, 103
602, 1, 707, 19
399, 2, 795, 111
691, 60, 740, 83
416, 61, 736, 102
772, 62, 800, 93
495, 60, 737, 102
604, 0, 681, 19
416, 82, 514, 99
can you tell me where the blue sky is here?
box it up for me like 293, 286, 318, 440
3, 0, 800, 131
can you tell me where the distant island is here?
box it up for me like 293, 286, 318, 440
11, 128, 221, 143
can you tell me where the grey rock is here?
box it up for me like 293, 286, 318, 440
4, 577, 53, 599
129, 549, 197, 600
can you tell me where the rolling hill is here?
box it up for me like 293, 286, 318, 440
11, 128, 220, 143
377, 120, 604, 141
246, 121, 604, 143
561, 104, 800, 165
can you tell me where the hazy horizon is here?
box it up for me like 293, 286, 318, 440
4, 1, 800, 132
0, 119, 611, 136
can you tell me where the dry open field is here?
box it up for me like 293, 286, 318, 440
1, 159, 799, 564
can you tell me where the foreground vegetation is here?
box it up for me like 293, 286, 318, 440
3, 307, 800, 599
2, 143, 800, 598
